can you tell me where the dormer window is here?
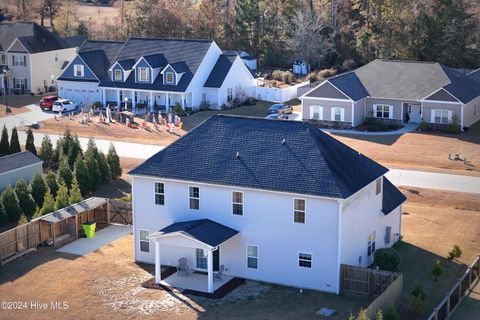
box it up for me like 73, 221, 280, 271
138, 67, 149, 82
114, 69, 122, 81
74, 64, 84, 77
166, 72, 174, 84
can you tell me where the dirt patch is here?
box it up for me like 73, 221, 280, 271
0, 105, 30, 118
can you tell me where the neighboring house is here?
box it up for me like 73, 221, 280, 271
0, 22, 85, 95
293, 60, 310, 75
129, 115, 406, 294
223, 50, 257, 71
468, 68, 480, 84
57, 38, 256, 110
0, 151, 43, 190
301, 60, 480, 130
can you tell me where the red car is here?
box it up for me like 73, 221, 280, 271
39, 95, 59, 111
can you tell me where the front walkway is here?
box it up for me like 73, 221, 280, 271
323, 123, 418, 136
163, 272, 234, 293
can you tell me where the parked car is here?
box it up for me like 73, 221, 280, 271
52, 99, 78, 113
267, 103, 293, 115
39, 95, 59, 110
265, 113, 290, 120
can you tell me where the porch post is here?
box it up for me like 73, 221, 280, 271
166, 92, 169, 112
132, 90, 136, 114
149, 91, 153, 109
207, 248, 213, 293
101, 88, 105, 106
181, 93, 185, 109
116, 90, 120, 107
155, 241, 161, 284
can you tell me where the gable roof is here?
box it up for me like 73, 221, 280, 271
63, 35, 87, 48
468, 69, 480, 83
143, 53, 167, 68
204, 54, 237, 88
382, 178, 407, 215
0, 151, 42, 175
305, 60, 480, 103
158, 219, 239, 247
130, 115, 388, 199
117, 58, 136, 70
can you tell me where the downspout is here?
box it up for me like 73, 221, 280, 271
351, 100, 355, 128
461, 104, 464, 131
336, 200, 342, 295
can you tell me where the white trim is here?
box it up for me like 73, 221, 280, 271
188, 185, 200, 210
246, 244, 259, 270
137, 67, 150, 82
293, 198, 306, 224
468, 68, 480, 75
461, 104, 464, 129
100, 86, 187, 94
165, 71, 175, 84
335, 201, 342, 294
109, 61, 126, 72
113, 69, 123, 81
0, 162, 42, 176
160, 64, 179, 75
132, 56, 153, 70
154, 181, 165, 206
420, 99, 462, 105
231, 190, 244, 216
149, 231, 214, 249
301, 79, 354, 101
420, 87, 461, 103
298, 251, 313, 269
139, 229, 150, 252
328, 81, 354, 102
372, 104, 393, 119
309, 105, 323, 120
351, 101, 355, 126
303, 96, 352, 102
5, 38, 30, 53
61, 55, 100, 82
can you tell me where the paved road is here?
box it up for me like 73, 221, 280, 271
323, 123, 418, 136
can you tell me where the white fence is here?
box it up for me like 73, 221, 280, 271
255, 81, 309, 102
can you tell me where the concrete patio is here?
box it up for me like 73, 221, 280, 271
162, 271, 234, 293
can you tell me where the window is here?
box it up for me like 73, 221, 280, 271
154, 182, 164, 205
247, 245, 258, 269
166, 72, 174, 84
227, 88, 233, 102
334, 107, 342, 121
138, 67, 149, 81
114, 69, 122, 81
310, 105, 323, 120
0, 53, 6, 65
139, 230, 150, 252
13, 55, 26, 67
74, 64, 84, 77
189, 186, 199, 210
375, 104, 391, 118
432, 109, 451, 124
14, 78, 26, 89
331, 107, 344, 122
375, 178, 382, 195
294, 198, 305, 223
299, 252, 312, 268
196, 248, 207, 269
232, 191, 243, 216
367, 231, 376, 257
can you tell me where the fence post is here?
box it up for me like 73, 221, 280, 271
446, 293, 451, 315
107, 199, 111, 224
433, 307, 438, 320
15, 227, 19, 253
27, 223, 30, 249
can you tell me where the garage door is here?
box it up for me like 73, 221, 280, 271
64, 89, 98, 107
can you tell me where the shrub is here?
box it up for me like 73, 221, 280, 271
25, 128, 36, 155
375, 310, 383, 320
447, 116, 460, 133
419, 121, 428, 131
15, 178, 36, 218
173, 102, 186, 116
411, 285, 426, 301
432, 260, 442, 281
18, 213, 28, 225
29, 172, 47, 207
9, 127, 21, 154
448, 244, 462, 260
281, 71, 295, 84
1, 186, 22, 222
342, 59, 357, 70
384, 305, 401, 320
199, 100, 211, 111
306, 72, 318, 83
373, 248, 401, 271
402, 294, 425, 318
107, 143, 122, 179
0, 125, 9, 155
317, 68, 337, 79
39, 135, 54, 169
271, 70, 284, 81
0, 202, 6, 224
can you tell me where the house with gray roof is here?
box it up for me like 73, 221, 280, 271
0, 151, 43, 190
0, 22, 84, 95
57, 38, 256, 111
129, 115, 405, 294
301, 60, 480, 130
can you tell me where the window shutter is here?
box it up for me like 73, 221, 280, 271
431, 109, 435, 123
448, 111, 452, 123
310, 106, 315, 119
389, 105, 393, 119
23, 56, 26, 66
385, 226, 391, 244
319, 106, 323, 120
13, 77, 15, 87
331, 108, 335, 121
24, 78, 27, 89
12, 55, 14, 65
372, 105, 376, 117
341, 108, 345, 122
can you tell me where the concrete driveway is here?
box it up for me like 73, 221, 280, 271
57, 224, 132, 256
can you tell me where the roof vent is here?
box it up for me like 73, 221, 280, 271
236, 151, 240, 159
281, 139, 286, 145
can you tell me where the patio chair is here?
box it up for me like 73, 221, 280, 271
214, 265, 225, 281
176, 257, 190, 277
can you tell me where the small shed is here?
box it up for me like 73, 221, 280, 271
293, 60, 310, 75
0, 151, 43, 190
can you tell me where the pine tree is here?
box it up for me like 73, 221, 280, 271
0, 202, 7, 224
25, 128, 37, 155
9, 127, 21, 154
57, 158, 73, 188
68, 176, 83, 204
44, 171, 59, 198
15, 178, 36, 218
97, 152, 111, 183
39, 135, 54, 169
55, 180, 69, 209
107, 143, 122, 179
85, 154, 101, 191
0, 125, 9, 155
29, 172, 47, 207
18, 213, 28, 225
0, 185, 22, 222
39, 188, 55, 216
73, 156, 90, 194
76, 20, 89, 37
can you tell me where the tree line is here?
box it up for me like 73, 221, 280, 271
0, 127, 122, 226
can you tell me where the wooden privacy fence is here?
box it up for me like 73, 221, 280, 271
108, 199, 132, 225
362, 274, 403, 319
427, 255, 480, 320
341, 264, 401, 298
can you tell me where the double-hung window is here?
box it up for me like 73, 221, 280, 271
0, 53, 6, 65
331, 107, 344, 121
74, 64, 84, 77
375, 104, 391, 118
154, 182, 164, 205
232, 191, 243, 216
227, 88, 233, 102
114, 69, 122, 81
14, 55, 26, 67
247, 245, 258, 269
310, 105, 323, 120
139, 230, 150, 252
294, 199, 305, 223
138, 67, 149, 82
299, 252, 312, 268
432, 109, 451, 124
367, 231, 376, 257
196, 249, 207, 269
189, 186, 199, 210
166, 72, 174, 84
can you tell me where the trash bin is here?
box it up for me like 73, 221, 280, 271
82, 221, 96, 239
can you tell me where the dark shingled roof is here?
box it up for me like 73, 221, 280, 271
0, 151, 42, 174
118, 59, 136, 70
144, 53, 167, 68
468, 69, 480, 83
441, 65, 480, 103
329, 72, 369, 101
382, 178, 407, 215
159, 219, 238, 247
204, 54, 237, 88
130, 115, 388, 199
63, 35, 87, 47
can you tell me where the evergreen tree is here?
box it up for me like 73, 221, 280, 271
25, 128, 37, 155
76, 20, 89, 37
85, 154, 101, 191
9, 127, 21, 154
15, 178, 36, 218
107, 143, 122, 179
73, 156, 90, 194
97, 152, 111, 183
44, 171, 59, 198
68, 176, 83, 204
29, 172, 47, 207
53, 139, 61, 165
0, 125, 9, 155
18, 213, 28, 225
57, 158, 73, 188
0, 202, 6, 224
55, 180, 69, 209
39, 135, 54, 169
0, 185, 22, 222
38, 188, 55, 216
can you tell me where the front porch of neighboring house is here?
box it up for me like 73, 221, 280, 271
102, 88, 192, 114
148, 219, 239, 293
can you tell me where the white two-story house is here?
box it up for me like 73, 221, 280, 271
0, 21, 84, 95
57, 38, 256, 110
129, 115, 406, 294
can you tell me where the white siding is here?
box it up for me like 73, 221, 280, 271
463, 95, 480, 127
0, 163, 43, 190
58, 80, 101, 107
216, 56, 256, 108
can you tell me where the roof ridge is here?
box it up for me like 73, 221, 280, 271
127, 37, 212, 43
376, 58, 438, 65
0, 150, 40, 160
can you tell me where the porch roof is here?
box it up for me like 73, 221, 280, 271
155, 219, 238, 247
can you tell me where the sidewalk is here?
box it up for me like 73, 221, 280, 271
323, 123, 418, 136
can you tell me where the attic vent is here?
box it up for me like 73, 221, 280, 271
236, 151, 240, 159
281, 139, 286, 145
